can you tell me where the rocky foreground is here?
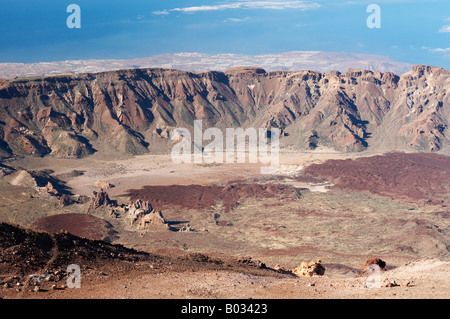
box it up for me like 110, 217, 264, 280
0, 221, 448, 299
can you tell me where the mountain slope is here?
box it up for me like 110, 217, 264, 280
0, 65, 449, 158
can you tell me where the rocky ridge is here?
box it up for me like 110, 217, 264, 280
0, 65, 449, 158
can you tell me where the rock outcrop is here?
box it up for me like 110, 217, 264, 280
44, 181, 60, 196
292, 260, 326, 277
58, 194, 75, 207
4, 169, 39, 188
126, 199, 153, 225
273, 260, 326, 277
84, 190, 170, 231
135, 210, 170, 230
87, 190, 113, 213
1, 166, 70, 198
126, 199, 169, 230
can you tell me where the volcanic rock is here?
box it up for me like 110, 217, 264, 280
303, 152, 450, 207
0, 65, 448, 158
2, 168, 69, 198
179, 224, 194, 232
94, 180, 114, 190
364, 257, 386, 273
384, 280, 399, 288
127, 199, 153, 225
0, 163, 14, 177
30, 213, 117, 241
4, 169, 38, 188
292, 260, 326, 277
88, 190, 114, 213
126, 199, 169, 230
58, 194, 75, 207
273, 264, 291, 274
135, 210, 170, 230
45, 182, 60, 196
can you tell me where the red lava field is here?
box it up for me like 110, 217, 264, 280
30, 213, 116, 242
303, 152, 450, 206
125, 152, 449, 213
126, 183, 298, 212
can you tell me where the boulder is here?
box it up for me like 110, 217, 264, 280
363, 257, 386, 273
292, 260, 325, 277
94, 180, 114, 190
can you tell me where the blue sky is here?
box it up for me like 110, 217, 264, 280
0, 0, 449, 69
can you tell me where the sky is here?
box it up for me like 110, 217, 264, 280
0, 0, 449, 69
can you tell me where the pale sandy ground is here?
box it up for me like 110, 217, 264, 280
10, 148, 372, 198
10, 259, 449, 299
105, 260, 446, 299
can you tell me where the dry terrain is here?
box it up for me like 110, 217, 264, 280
0, 150, 449, 299
1, 65, 449, 160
